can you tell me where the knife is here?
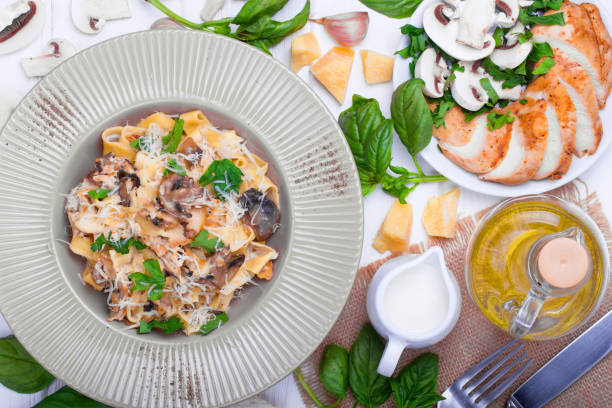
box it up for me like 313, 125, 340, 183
507, 309, 612, 408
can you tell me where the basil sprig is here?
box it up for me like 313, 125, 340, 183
0, 336, 54, 393
358, 0, 424, 19
390, 354, 445, 408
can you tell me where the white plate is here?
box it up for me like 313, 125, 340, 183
393, 0, 612, 197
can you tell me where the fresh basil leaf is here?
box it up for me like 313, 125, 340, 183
199, 159, 244, 199
236, 0, 309, 47
138, 316, 183, 334
366, 120, 394, 180
358, 0, 423, 19
480, 78, 499, 104
199, 312, 228, 334
519, 9, 565, 26
161, 119, 184, 154
190, 230, 224, 253
232, 0, 289, 25
487, 111, 515, 131
130, 138, 141, 149
87, 189, 110, 200
319, 344, 349, 399
34, 385, 110, 407
391, 79, 433, 157
129, 259, 166, 301
0, 336, 54, 394
163, 158, 186, 176
532, 57, 556, 75
390, 353, 444, 408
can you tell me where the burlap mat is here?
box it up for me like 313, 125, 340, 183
295, 181, 612, 408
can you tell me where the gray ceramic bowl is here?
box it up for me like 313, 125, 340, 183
0, 30, 363, 407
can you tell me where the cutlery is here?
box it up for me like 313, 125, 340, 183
438, 340, 533, 408
507, 309, 612, 408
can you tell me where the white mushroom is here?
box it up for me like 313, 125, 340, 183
490, 22, 533, 69
423, 2, 496, 61
71, 0, 131, 34
21, 39, 77, 77
519, 0, 534, 6
201, 0, 227, 21
0, 0, 44, 55
414, 48, 451, 98
494, 0, 519, 28
455, 0, 497, 49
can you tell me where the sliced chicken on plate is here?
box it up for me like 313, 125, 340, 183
480, 99, 549, 185
582, 3, 612, 96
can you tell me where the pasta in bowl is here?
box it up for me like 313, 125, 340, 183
65, 110, 280, 335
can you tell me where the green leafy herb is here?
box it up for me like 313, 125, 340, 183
34, 385, 111, 407
199, 159, 244, 199
138, 316, 184, 334
161, 119, 184, 154
90, 234, 146, 254
395, 24, 428, 59
430, 92, 456, 128
520, 98, 529, 105
519, 9, 565, 26
532, 57, 556, 75
487, 111, 516, 131
199, 312, 228, 334
463, 105, 494, 122
232, 0, 289, 25
481, 58, 528, 89
163, 158, 187, 176
358, 0, 423, 18
0, 336, 55, 394
518, 31, 534, 43
391, 79, 433, 157
128, 259, 166, 301
90, 234, 108, 252
493, 27, 505, 47
320, 344, 350, 399
390, 353, 445, 408
87, 189, 110, 200
480, 78, 500, 105
190, 230, 224, 253
529, 42, 554, 61
525, 0, 563, 12
349, 324, 391, 407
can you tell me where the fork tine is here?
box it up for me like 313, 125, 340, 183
455, 340, 518, 387
462, 345, 524, 394
476, 357, 534, 408
469, 351, 528, 397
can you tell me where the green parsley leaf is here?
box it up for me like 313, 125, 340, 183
199, 159, 244, 199
90, 234, 146, 254
396, 25, 428, 59
161, 119, 184, 153
199, 312, 228, 334
90, 234, 108, 252
430, 92, 456, 128
487, 111, 515, 131
130, 139, 141, 149
518, 31, 534, 44
87, 189, 110, 200
525, 0, 563, 13
519, 9, 565, 26
138, 316, 183, 334
493, 27, 505, 47
163, 158, 187, 176
463, 106, 494, 122
190, 230, 224, 253
481, 58, 528, 89
520, 99, 529, 105
480, 78, 500, 105
529, 42, 554, 61
129, 259, 166, 301
532, 57, 556, 75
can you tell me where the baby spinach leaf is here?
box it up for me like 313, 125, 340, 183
390, 353, 445, 408
199, 159, 244, 199
190, 230, 224, 253
163, 158, 186, 176
87, 189, 110, 200
319, 344, 349, 399
349, 324, 391, 407
129, 259, 166, 301
199, 312, 229, 334
34, 385, 111, 407
391, 79, 433, 157
0, 336, 54, 394
138, 317, 184, 334
358, 0, 424, 19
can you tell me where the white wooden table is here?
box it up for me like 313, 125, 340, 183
1, 0, 611, 406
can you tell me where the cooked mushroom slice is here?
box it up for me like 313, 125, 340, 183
176, 137, 203, 166
240, 189, 280, 241
88, 153, 139, 191
201, 0, 226, 21
92, 252, 116, 287
414, 48, 451, 98
490, 22, 533, 70
21, 39, 77, 77
71, 0, 132, 35
209, 246, 245, 288
494, 0, 519, 28
0, 0, 44, 55
158, 174, 205, 219
423, 2, 495, 61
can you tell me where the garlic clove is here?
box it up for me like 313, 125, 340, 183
201, 0, 227, 21
311, 12, 369, 48
21, 39, 77, 77
0, 0, 45, 56
150, 17, 185, 30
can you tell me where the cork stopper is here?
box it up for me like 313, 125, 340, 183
537, 237, 589, 289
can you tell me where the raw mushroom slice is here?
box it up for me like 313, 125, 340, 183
0, 0, 44, 55
201, 0, 226, 21
582, 3, 612, 95
531, 2, 611, 108
490, 22, 533, 70
423, 2, 496, 61
71, 0, 131, 35
414, 48, 451, 98
480, 99, 549, 185
435, 106, 512, 173
455, 0, 497, 48
494, 0, 519, 28
21, 39, 76, 77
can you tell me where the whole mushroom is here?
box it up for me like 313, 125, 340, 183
414, 48, 451, 98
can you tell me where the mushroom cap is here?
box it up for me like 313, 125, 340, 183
494, 0, 520, 28
21, 38, 77, 77
414, 48, 450, 98
450, 63, 488, 111
71, 0, 131, 35
490, 41, 533, 70
0, 0, 45, 56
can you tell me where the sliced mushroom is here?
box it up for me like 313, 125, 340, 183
414, 48, 451, 98
240, 188, 280, 241
519, 0, 534, 6
201, 0, 227, 21
0, 0, 44, 55
455, 0, 497, 49
490, 22, 533, 70
21, 39, 77, 77
209, 246, 245, 288
71, 0, 131, 35
88, 153, 139, 191
158, 174, 204, 219
494, 0, 519, 28
177, 137, 203, 166
423, 2, 495, 61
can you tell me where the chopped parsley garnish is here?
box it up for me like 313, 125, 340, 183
480, 78, 500, 105
463, 106, 493, 122
529, 42, 555, 61
430, 92, 456, 128
493, 27, 506, 47
520, 99, 529, 105
163, 158, 187, 176
130, 138, 141, 149
525, 0, 563, 12
90, 234, 147, 254
519, 9, 565, 26
487, 111, 516, 131
518, 31, 534, 44
199, 159, 244, 199
129, 259, 166, 301
532, 57, 556, 75
87, 189, 110, 200
395, 24, 427, 59
138, 316, 184, 334
161, 119, 184, 153
199, 312, 228, 335
190, 230, 224, 253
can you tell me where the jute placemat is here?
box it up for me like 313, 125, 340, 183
295, 181, 612, 408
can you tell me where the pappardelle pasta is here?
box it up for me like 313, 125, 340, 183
65, 111, 280, 335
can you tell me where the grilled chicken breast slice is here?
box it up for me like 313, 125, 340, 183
582, 3, 612, 98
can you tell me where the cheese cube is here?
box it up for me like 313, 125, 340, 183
310, 46, 355, 103
423, 188, 460, 238
360, 50, 394, 84
373, 201, 413, 254
291, 32, 322, 72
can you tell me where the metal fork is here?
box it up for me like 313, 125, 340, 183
438, 340, 533, 408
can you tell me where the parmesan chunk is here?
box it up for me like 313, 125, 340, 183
360, 50, 394, 84
373, 201, 412, 254
291, 32, 322, 72
423, 189, 460, 238
310, 46, 355, 103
